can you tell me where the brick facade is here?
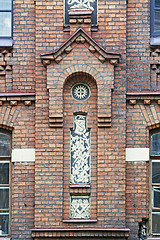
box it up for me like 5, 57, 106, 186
0, 0, 159, 239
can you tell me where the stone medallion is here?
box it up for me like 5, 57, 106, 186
71, 83, 90, 101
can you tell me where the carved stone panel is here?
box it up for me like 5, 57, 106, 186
70, 115, 90, 184
65, 0, 97, 26
70, 195, 90, 219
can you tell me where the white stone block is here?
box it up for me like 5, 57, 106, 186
12, 148, 35, 162
126, 148, 149, 161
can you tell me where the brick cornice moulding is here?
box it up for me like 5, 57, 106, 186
0, 92, 35, 97
127, 90, 160, 103
127, 90, 160, 96
41, 28, 121, 65
0, 92, 35, 105
31, 228, 130, 239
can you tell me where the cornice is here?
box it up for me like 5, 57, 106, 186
127, 90, 160, 96
126, 90, 160, 105
31, 228, 130, 238
41, 28, 121, 65
127, 90, 160, 101
0, 91, 35, 106
0, 92, 35, 97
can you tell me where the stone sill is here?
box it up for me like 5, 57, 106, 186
0, 236, 10, 240
0, 38, 13, 48
147, 237, 160, 240
63, 25, 98, 32
150, 36, 160, 46
147, 238, 160, 240
63, 219, 97, 223
69, 9, 92, 16
70, 184, 91, 188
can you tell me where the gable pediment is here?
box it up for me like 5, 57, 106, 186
41, 28, 121, 128
41, 28, 121, 66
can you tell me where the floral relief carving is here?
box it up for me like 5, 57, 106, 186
70, 196, 90, 219
70, 115, 90, 184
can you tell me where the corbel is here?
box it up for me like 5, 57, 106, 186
89, 45, 96, 53
24, 100, 32, 106
99, 55, 105, 63
55, 56, 62, 64
65, 46, 72, 54
110, 59, 118, 66
144, 99, 151, 105
43, 59, 51, 66
10, 101, 17, 106
5, 66, 12, 71
129, 99, 137, 105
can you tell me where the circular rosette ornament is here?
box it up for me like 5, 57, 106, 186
71, 83, 91, 101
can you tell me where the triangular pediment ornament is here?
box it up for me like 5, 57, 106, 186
41, 28, 121, 66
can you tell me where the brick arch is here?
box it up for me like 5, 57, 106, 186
58, 64, 102, 88
63, 71, 97, 89
140, 105, 160, 129
63, 71, 97, 116
48, 64, 113, 127
0, 105, 19, 130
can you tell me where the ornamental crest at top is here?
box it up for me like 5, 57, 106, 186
67, 0, 96, 11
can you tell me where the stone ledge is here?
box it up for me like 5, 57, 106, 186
0, 237, 10, 240
147, 238, 160, 240
63, 219, 97, 223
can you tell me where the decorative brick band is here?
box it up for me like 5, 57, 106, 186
31, 228, 130, 239
0, 49, 13, 76
98, 116, 111, 128
127, 91, 160, 101
127, 92, 160, 106
0, 92, 35, 106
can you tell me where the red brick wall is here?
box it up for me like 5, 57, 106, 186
126, 161, 149, 240
12, 162, 35, 240
126, 100, 160, 239
13, 0, 35, 91
127, 0, 150, 90
1, 0, 160, 239
0, 101, 35, 239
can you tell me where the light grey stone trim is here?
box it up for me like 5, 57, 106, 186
12, 148, 35, 162
126, 148, 150, 161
